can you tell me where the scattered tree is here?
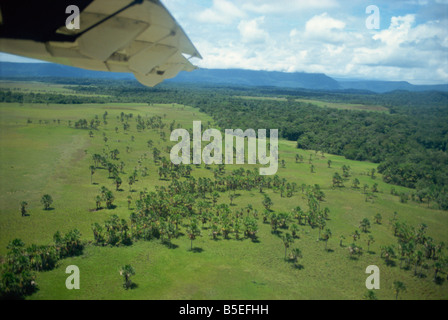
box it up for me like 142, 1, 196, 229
41, 194, 53, 210
120, 265, 136, 290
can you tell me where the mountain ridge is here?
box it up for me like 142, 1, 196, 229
1, 61, 447, 93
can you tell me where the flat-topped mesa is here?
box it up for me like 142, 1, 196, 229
170, 121, 278, 176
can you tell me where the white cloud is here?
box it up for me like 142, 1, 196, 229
373, 14, 416, 46
303, 13, 348, 43
238, 17, 269, 44
197, 0, 246, 24
305, 13, 346, 33
197, 9, 448, 84
241, 0, 339, 15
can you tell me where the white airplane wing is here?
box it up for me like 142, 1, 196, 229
0, 0, 202, 87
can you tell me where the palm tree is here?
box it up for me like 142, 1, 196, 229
381, 245, 396, 265
282, 233, 294, 260
212, 192, 220, 207
374, 213, 382, 224
290, 224, 299, 238
290, 248, 303, 267
363, 184, 369, 194
317, 217, 326, 240
233, 220, 242, 240
89, 165, 96, 184
367, 235, 375, 253
364, 290, 378, 300
359, 218, 371, 233
20, 201, 28, 217
229, 193, 235, 206
41, 194, 53, 210
393, 281, 406, 300
322, 228, 332, 251
262, 194, 273, 211
127, 196, 132, 209
322, 207, 330, 220
186, 220, 201, 251
433, 262, 443, 282
332, 172, 343, 188
342, 165, 351, 177
352, 230, 361, 242
95, 195, 102, 210
120, 265, 135, 290
209, 223, 219, 240
128, 176, 135, 192
115, 176, 123, 191
339, 235, 346, 247
413, 250, 423, 276
104, 190, 115, 209
348, 243, 362, 259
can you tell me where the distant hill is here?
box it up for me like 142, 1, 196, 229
1, 61, 447, 93
0, 61, 132, 80
338, 79, 448, 93
170, 68, 341, 90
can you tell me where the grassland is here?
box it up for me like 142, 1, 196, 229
236, 95, 389, 113
0, 80, 110, 97
0, 86, 447, 300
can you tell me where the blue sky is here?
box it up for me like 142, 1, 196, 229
162, 0, 448, 84
2, 0, 447, 84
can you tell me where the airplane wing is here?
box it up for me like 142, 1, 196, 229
0, 0, 202, 87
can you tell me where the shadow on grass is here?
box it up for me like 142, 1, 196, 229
162, 241, 179, 250
126, 283, 138, 290
385, 260, 397, 267
434, 276, 445, 285
190, 247, 204, 253
271, 230, 283, 238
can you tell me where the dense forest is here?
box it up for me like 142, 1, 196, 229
1, 78, 447, 209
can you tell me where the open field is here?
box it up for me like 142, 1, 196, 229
0, 80, 111, 97
0, 89, 447, 300
236, 95, 389, 113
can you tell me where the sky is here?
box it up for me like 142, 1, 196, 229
1, 0, 447, 84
